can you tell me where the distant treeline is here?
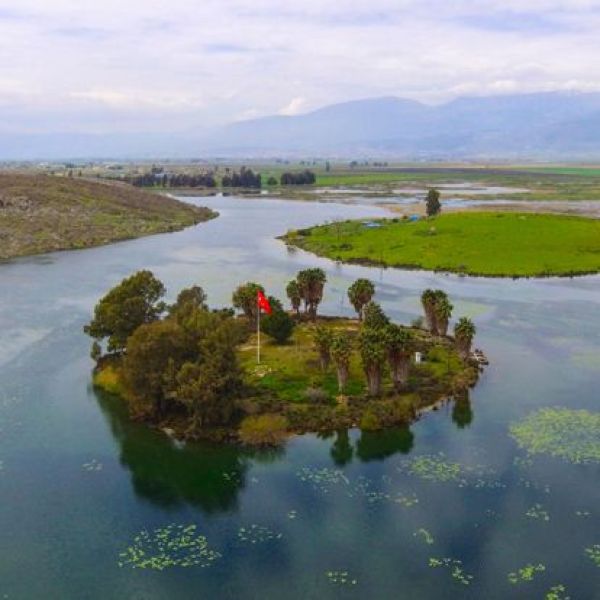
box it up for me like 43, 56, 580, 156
221, 167, 261, 189
129, 172, 217, 188
280, 170, 316, 185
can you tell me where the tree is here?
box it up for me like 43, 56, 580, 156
90, 341, 102, 363
176, 319, 244, 429
433, 292, 453, 336
347, 279, 375, 320
84, 270, 166, 354
358, 328, 386, 396
383, 325, 413, 390
261, 309, 295, 344
425, 188, 441, 217
363, 301, 390, 330
454, 317, 476, 361
122, 319, 190, 418
330, 332, 353, 392
285, 280, 302, 315
420, 289, 437, 333
170, 285, 207, 320
296, 268, 326, 321
266, 176, 278, 186
312, 326, 333, 371
232, 282, 265, 325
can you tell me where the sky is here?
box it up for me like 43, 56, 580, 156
1, 0, 600, 134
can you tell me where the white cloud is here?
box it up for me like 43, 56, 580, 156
0, 0, 600, 131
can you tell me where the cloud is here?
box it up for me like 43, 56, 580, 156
1, 0, 600, 133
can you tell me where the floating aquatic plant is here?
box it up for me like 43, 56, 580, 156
325, 570, 357, 585
525, 503, 550, 522
393, 492, 419, 507
413, 528, 434, 545
510, 408, 600, 464
575, 510, 591, 518
428, 557, 473, 585
118, 524, 220, 570
585, 544, 600, 567
507, 563, 546, 584
287, 510, 297, 520
82, 459, 103, 472
237, 524, 282, 544
297, 467, 349, 493
545, 584, 570, 599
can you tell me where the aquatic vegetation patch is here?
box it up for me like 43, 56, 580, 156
525, 503, 550, 521
584, 544, 600, 567
575, 510, 591, 518
118, 524, 221, 570
507, 563, 546, 584
393, 492, 419, 507
237, 524, 282, 544
510, 408, 600, 464
297, 467, 349, 493
545, 584, 570, 600
82, 459, 103, 472
287, 510, 297, 520
413, 528, 434, 545
325, 570, 357, 585
428, 557, 473, 585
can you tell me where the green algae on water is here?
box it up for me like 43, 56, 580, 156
413, 528, 434, 545
325, 570, 357, 585
507, 563, 546, 584
118, 524, 221, 570
510, 408, 600, 464
545, 584, 570, 600
428, 557, 473, 585
525, 503, 550, 521
585, 544, 600, 567
237, 524, 282, 544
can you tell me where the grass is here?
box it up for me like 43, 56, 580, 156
282, 212, 600, 277
0, 173, 216, 259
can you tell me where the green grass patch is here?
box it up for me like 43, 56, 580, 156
282, 212, 600, 277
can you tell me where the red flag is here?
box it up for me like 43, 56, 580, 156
257, 290, 272, 314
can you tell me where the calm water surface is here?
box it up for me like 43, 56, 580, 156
0, 196, 599, 599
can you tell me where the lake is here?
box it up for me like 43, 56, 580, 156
0, 195, 599, 599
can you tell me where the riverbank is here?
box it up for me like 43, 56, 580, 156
281, 212, 600, 278
0, 174, 216, 259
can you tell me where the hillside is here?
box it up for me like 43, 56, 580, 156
0, 174, 215, 259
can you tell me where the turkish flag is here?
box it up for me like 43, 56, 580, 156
257, 290, 272, 314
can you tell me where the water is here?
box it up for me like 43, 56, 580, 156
1, 195, 599, 599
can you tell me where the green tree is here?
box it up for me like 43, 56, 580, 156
296, 268, 326, 321
169, 285, 207, 320
420, 289, 437, 333
312, 325, 333, 371
358, 328, 386, 396
425, 188, 441, 217
84, 270, 166, 353
454, 317, 476, 360
383, 325, 413, 390
90, 341, 102, 363
347, 278, 375, 321
285, 280, 302, 315
261, 309, 295, 344
232, 282, 265, 325
330, 332, 353, 392
363, 301, 390, 330
433, 291, 453, 336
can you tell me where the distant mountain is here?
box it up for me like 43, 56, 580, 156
3, 92, 600, 160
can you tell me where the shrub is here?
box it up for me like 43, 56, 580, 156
238, 414, 289, 446
262, 309, 295, 344
304, 387, 329, 404
360, 410, 382, 431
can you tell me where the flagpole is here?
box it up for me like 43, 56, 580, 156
257, 305, 261, 364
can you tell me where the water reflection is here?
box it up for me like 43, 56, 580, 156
452, 389, 474, 429
95, 389, 254, 513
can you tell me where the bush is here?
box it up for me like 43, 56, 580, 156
238, 414, 289, 446
304, 387, 329, 404
360, 410, 382, 431
262, 310, 295, 344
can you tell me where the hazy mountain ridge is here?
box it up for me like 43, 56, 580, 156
3, 92, 600, 160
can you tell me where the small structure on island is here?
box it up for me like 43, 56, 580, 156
415, 351, 422, 364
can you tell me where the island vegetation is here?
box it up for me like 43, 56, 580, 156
282, 211, 600, 278
0, 173, 216, 259
86, 269, 482, 447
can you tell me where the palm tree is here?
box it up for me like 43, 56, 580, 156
347, 278, 375, 321
330, 332, 353, 393
362, 301, 390, 329
383, 324, 413, 390
433, 293, 453, 336
312, 325, 333, 371
358, 328, 386, 396
420, 289, 437, 333
286, 280, 302, 315
296, 268, 327, 321
454, 317, 476, 360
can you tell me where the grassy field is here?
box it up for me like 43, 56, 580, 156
282, 212, 600, 277
0, 173, 216, 259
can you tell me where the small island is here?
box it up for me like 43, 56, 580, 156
0, 173, 216, 259
281, 211, 600, 278
86, 270, 483, 446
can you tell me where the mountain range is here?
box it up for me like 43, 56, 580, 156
3, 92, 600, 160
